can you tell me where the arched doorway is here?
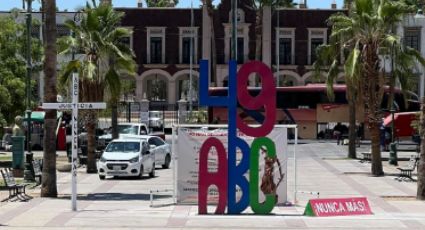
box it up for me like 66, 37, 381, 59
173, 70, 199, 102
142, 72, 170, 102
275, 71, 302, 87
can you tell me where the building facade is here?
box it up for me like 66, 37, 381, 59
116, 0, 346, 105
2, 0, 424, 109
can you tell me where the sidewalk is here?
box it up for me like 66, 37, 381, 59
0, 142, 425, 229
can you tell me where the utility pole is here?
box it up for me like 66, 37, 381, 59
389, 42, 398, 166
24, 0, 35, 182
276, 3, 280, 87
231, 0, 237, 60
189, 0, 194, 113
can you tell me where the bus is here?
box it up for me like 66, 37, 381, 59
208, 84, 420, 139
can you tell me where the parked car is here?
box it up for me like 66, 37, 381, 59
67, 128, 105, 164
97, 123, 149, 150
141, 135, 171, 169
97, 137, 155, 180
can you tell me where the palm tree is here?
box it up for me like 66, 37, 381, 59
59, 2, 137, 173
319, 0, 425, 176
314, 43, 360, 159
245, 0, 295, 85
41, 0, 58, 197
202, 0, 217, 86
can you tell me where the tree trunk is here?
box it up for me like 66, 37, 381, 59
364, 42, 384, 176
417, 97, 425, 200
86, 111, 97, 173
369, 121, 383, 175
41, 0, 58, 197
81, 79, 103, 174
111, 101, 119, 139
348, 94, 357, 159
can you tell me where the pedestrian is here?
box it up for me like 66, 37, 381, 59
333, 122, 343, 145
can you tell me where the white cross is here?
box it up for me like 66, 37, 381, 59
42, 73, 106, 211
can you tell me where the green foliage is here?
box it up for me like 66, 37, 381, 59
58, 2, 137, 103
0, 15, 42, 125
146, 0, 179, 7
314, 0, 424, 101
247, 0, 296, 9
313, 0, 425, 174
185, 110, 208, 124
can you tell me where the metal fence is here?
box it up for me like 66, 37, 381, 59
97, 101, 207, 131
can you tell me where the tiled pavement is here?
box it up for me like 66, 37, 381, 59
1, 142, 425, 229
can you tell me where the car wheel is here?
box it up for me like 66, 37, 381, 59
149, 164, 155, 178
162, 154, 171, 169
139, 165, 144, 179
99, 175, 105, 180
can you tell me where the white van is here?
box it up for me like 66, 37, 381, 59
97, 137, 155, 180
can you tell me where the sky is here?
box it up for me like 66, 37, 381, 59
1, 0, 344, 11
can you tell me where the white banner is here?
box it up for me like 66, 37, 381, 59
177, 127, 288, 205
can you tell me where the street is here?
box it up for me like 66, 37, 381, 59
0, 141, 424, 229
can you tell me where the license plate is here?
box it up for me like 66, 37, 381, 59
107, 171, 126, 175
113, 166, 121, 171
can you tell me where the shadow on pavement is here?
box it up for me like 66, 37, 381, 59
58, 193, 172, 201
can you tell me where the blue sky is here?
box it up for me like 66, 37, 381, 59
1, 0, 344, 11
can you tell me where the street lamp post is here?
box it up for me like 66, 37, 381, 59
415, 9, 425, 99
231, 0, 237, 61
389, 42, 398, 166
24, 0, 34, 182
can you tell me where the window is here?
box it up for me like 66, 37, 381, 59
404, 28, 420, 51
119, 37, 131, 48
179, 27, 198, 64
152, 137, 164, 146
276, 28, 295, 65
147, 27, 165, 64
224, 24, 249, 63
308, 28, 327, 65
140, 126, 147, 135
310, 38, 324, 64
279, 38, 292, 65
150, 37, 162, 64
148, 138, 156, 147
237, 37, 244, 64
182, 37, 194, 64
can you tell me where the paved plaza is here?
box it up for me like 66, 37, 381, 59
1, 142, 425, 229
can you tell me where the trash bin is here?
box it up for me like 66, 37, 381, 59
11, 136, 25, 169
389, 142, 398, 166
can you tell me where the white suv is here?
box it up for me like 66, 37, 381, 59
98, 137, 155, 180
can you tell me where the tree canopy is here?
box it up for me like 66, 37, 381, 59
146, 0, 179, 7
0, 15, 42, 126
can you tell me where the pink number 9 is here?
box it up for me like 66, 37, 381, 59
236, 61, 276, 137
